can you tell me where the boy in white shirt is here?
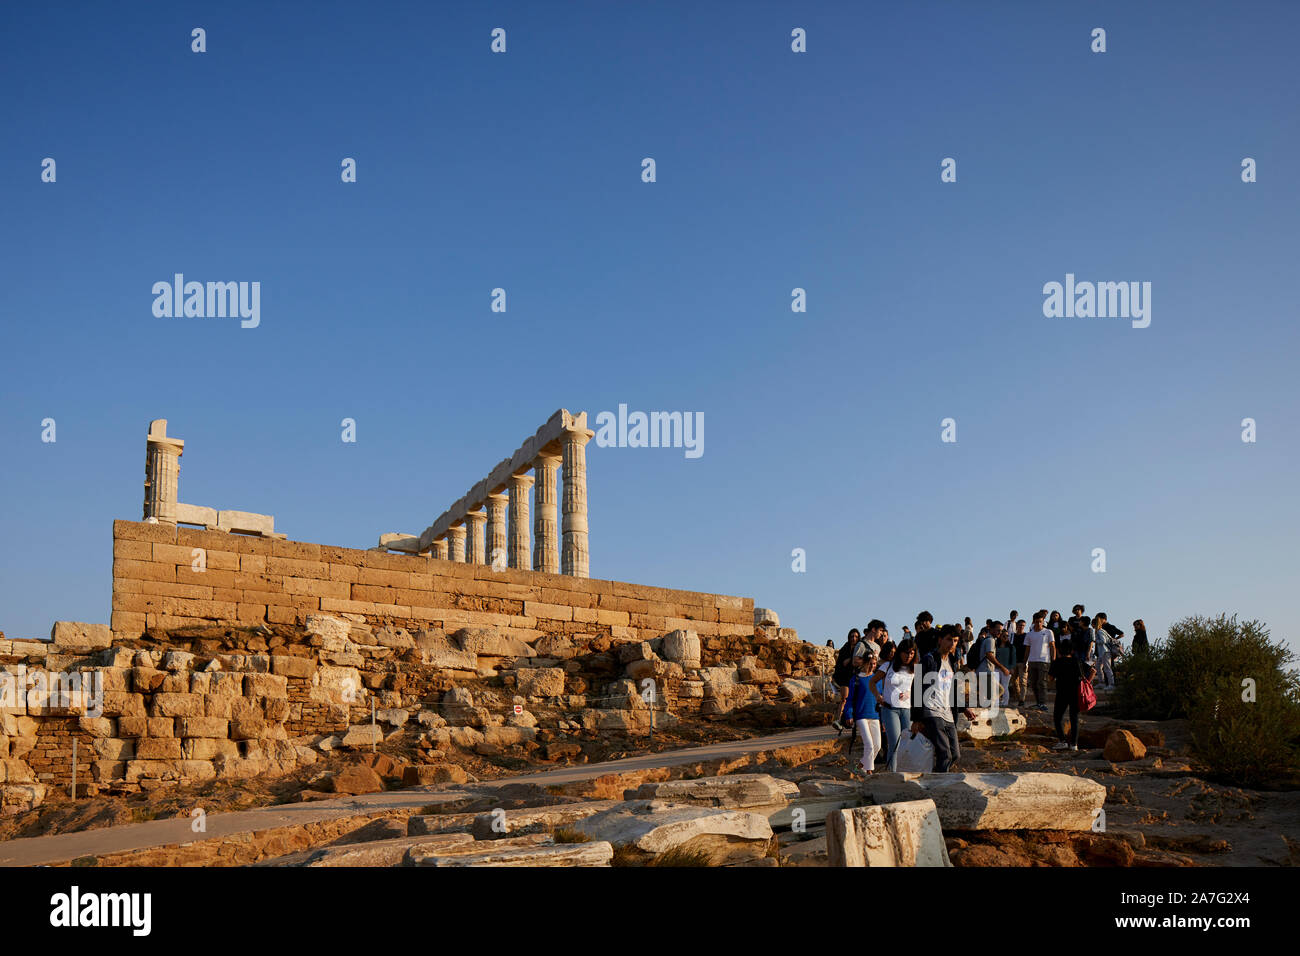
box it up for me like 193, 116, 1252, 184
1024, 611, 1056, 710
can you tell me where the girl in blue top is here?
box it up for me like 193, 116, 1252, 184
846, 648, 882, 775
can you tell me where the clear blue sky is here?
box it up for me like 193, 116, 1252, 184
2, 1, 1296, 655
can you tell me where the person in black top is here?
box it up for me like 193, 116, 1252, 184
1131, 619, 1149, 655
1095, 612, 1124, 649
1070, 616, 1095, 659
831, 628, 861, 731
909, 624, 974, 771
913, 611, 936, 658
1048, 639, 1095, 750
1011, 619, 1029, 707
1067, 603, 1090, 641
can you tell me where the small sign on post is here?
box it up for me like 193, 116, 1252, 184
513, 704, 523, 715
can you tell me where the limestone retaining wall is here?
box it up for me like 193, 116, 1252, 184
110, 520, 754, 643
0, 522, 827, 813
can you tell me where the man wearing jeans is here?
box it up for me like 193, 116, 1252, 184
911, 625, 974, 772
1025, 611, 1056, 710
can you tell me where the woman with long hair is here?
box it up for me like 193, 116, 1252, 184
832, 628, 861, 731
846, 647, 882, 775
1131, 619, 1149, 655
871, 637, 916, 771
1092, 615, 1114, 687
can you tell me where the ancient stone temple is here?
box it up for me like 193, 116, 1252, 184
106, 409, 759, 642
380, 409, 596, 578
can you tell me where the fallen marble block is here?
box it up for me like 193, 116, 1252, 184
957, 707, 1027, 740
409, 840, 614, 867
860, 772, 1106, 831
826, 799, 951, 867
623, 773, 796, 809
471, 800, 620, 840
572, 800, 773, 863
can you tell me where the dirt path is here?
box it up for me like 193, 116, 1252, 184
0, 726, 836, 867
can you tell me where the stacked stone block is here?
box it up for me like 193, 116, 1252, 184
110, 520, 755, 646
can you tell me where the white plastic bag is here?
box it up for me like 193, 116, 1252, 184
894, 730, 935, 773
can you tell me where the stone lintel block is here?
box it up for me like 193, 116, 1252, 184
379, 533, 423, 553
175, 502, 218, 527
216, 510, 276, 535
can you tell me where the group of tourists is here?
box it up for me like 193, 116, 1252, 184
830, 607, 1150, 777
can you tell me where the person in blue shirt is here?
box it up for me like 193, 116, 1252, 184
845, 644, 882, 775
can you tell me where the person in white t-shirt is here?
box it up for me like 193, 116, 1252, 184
871, 638, 916, 772
1024, 612, 1056, 709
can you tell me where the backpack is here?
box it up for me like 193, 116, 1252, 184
1079, 677, 1097, 713
966, 637, 986, 671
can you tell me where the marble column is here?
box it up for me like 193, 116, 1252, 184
465, 510, 487, 565
447, 525, 466, 563
143, 419, 184, 523
508, 473, 534, 570
432, 539, 449, 561
532, 455, 561, 574
561, 426, 593, 578
485, 493, 509, 570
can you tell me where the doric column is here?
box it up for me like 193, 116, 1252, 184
532, 455, 561, 574
447, 525, 466, 563
143, 419, 184, 522
561, 426, 593, 577
431, 539, 449, 561
485, 493, 509, 570
465, 510, 487, 565
508, 473, 534, 570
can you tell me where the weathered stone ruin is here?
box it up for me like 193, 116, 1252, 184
143, 419, 282, 537
380, 409, 594, 577
1, 413, 836, 815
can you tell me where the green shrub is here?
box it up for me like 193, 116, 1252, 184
1189, 675, 1300, 788
1113, 614, 1300, 786
1113, 615, 1297, 720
